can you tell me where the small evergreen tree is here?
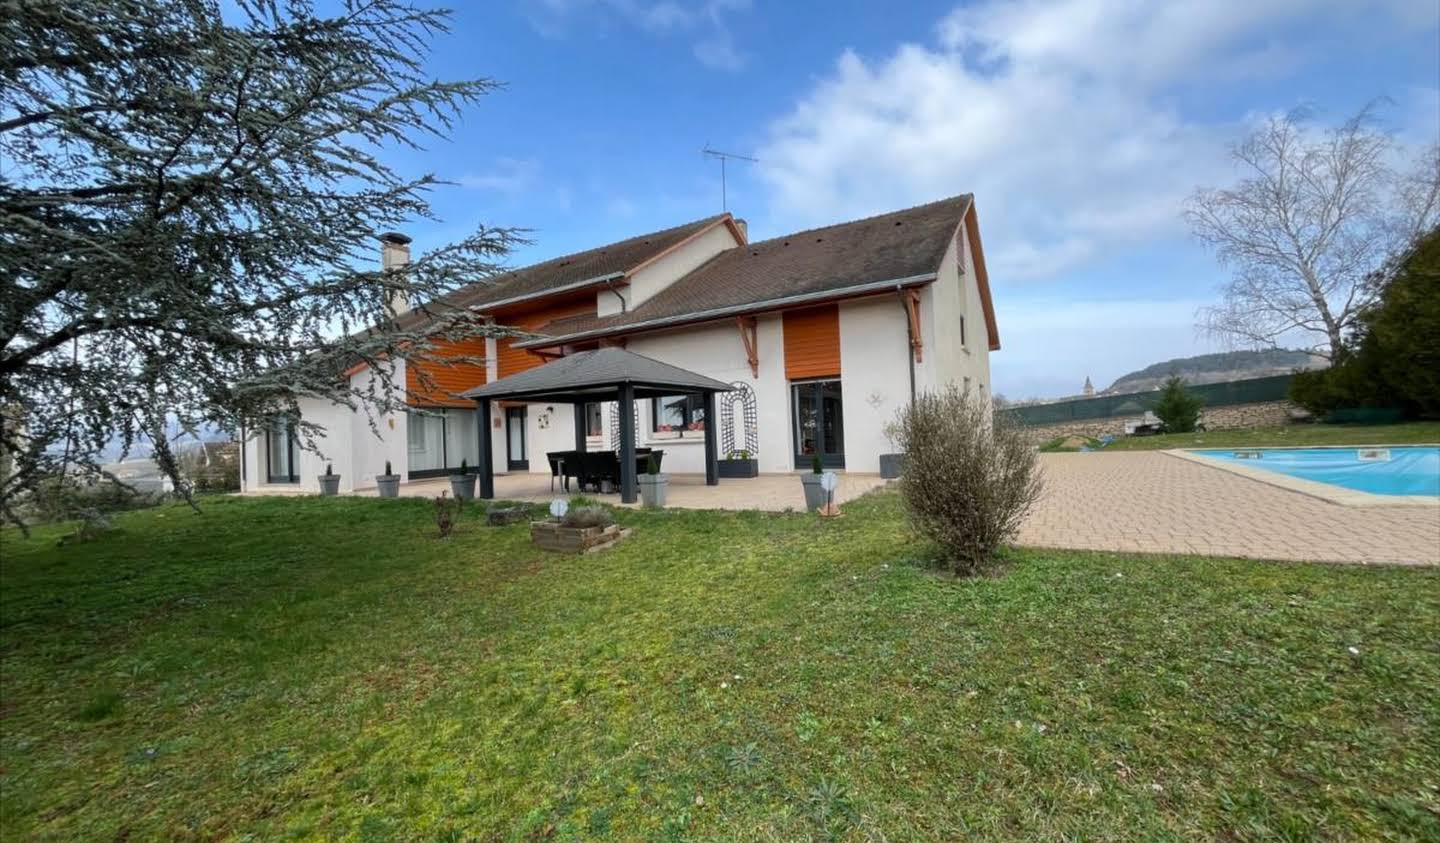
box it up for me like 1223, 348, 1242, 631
1153, 376, 1204, 433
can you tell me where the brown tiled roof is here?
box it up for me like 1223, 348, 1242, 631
516, 194, 974, 346
392, 213, 731, 332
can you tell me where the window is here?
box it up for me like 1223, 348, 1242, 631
963, 376, 971, 396
585, 402, 603, 437
406, 408, 479, 476
651, 394, 705, 434
959, 314, 967, 348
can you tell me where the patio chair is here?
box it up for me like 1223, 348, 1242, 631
580, 451, 620, 492
546, 451, 573, 492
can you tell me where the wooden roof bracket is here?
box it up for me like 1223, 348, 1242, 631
901, 288, 923, 363
736, 315, 759, 377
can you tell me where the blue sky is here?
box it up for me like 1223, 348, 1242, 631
390, 0, 1438, 398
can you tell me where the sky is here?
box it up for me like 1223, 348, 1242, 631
386, 0, 1439, 399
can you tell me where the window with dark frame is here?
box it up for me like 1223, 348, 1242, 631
585, 402, 603, 437
651, 394, 705, 434
959, 314, 967, 347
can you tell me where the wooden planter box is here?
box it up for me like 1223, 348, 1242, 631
530, 520, 632, 554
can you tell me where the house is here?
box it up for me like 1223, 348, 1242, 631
239, 193, 999, 493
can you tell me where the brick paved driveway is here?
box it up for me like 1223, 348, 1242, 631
1019, 452, 1440, 565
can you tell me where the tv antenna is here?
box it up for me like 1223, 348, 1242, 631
702, 145, 757, 212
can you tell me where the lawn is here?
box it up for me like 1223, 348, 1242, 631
2, 494, 1437, 841
1080, 420, 1440, 452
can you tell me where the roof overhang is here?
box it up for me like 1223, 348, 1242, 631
467, 271, 627, 314
514, 271, 938, 350
960, 203, 1001, 351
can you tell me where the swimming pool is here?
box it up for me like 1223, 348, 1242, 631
1195, 447, 1440, 498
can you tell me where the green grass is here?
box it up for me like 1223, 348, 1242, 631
1096, 420, 1440, 451
2, 494, 1438, 841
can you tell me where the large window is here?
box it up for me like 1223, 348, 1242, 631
406, 408, 480, 477
651, 394, 705, 434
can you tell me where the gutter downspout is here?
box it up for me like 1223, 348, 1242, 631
898, 285, 916, 403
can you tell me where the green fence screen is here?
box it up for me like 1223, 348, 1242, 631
1008, 374, 1293, 426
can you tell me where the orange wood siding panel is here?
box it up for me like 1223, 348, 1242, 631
407, 337, 488, 407
783, 304, 841, 380
495, 300, 596, 379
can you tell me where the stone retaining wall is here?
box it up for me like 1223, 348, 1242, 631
1024, 400, 1300, 444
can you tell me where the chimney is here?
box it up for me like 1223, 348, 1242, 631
732, 218, 748, 243
378, 232, 412, 316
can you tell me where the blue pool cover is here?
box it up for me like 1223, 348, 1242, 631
1197, 447, 1440, 497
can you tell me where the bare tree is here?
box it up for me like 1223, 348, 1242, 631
1186, 107, 1440, 360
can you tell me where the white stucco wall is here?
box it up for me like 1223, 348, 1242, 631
240, 360, 409, 493
838, 297, 913, 473
624, 223, 741, 310
927, 218, 992, 398
625, 314, 791, 474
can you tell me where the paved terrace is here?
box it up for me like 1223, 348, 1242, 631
349, 472, 889, 512
1020, 452, 1440, 566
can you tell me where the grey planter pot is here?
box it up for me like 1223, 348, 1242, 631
318, 474, 341, 496
800, 473, 827, 511
375, 474, 401, 498
879, 453, 906, 480
449, 473, 476, 501
638, 473, 668, 508
717, 458, 759, 478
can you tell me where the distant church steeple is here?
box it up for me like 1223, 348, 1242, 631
1082, 376, 1094, 396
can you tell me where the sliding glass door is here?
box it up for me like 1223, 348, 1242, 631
265, 418, 298, 483
406, 408, 482, 478
792, 379, 845, 468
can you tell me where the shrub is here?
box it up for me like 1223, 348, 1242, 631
892, 386, 1043, 575
1153, 375, 1204, 433
561, 505, 613, 529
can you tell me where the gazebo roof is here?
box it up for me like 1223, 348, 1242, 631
460, 347, 734, 403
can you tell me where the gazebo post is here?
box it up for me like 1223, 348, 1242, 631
573, 401, 587, 453
703, 390, 719, 486
476, 397, 495, 499
618, 383, 637, 503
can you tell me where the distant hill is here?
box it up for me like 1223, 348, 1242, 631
1105, 350, 1324, 394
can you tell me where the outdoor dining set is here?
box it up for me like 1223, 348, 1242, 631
546, 448, 665, 493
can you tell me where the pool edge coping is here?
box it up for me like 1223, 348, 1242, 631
1166, 449, 1440, 508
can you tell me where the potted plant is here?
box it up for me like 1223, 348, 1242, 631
318, 463, 340, 496
449, 458, 476, 501
878, 421, 906, 480
637, 452, 668, 508
800, 453, 827, 511
376, 460, 400, 498
718, 448, 759, 478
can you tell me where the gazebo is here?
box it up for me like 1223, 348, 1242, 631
460, 347, 734, 503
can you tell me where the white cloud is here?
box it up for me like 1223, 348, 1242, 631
757, 0, 1436, 283
459, 157, 541, 195
528, 0, 750, 70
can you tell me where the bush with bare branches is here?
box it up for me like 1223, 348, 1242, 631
893, 388, 1043, 575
